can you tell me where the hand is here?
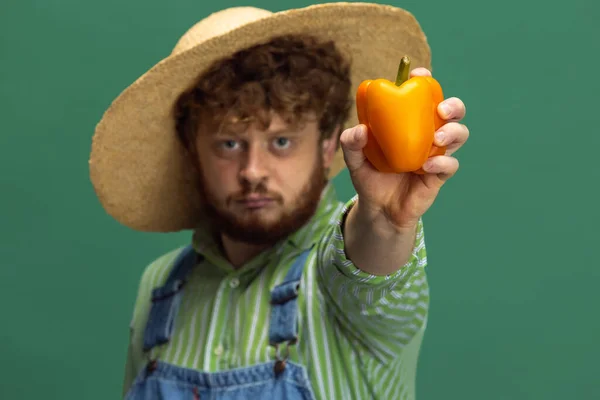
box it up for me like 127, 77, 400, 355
340, 67, 469, 231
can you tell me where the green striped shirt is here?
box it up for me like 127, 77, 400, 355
123, 183, 429, 399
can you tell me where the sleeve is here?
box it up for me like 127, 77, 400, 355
121, 273, 151, 398
121, 326, 137, 398
121, 248, 184, 397
316, 195, 430, 363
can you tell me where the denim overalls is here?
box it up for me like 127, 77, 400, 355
125, 245, 317, 400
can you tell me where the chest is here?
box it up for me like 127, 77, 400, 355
155, 255, 331, 371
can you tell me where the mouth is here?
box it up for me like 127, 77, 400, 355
235, 196, 275, 209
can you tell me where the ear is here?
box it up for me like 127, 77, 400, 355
321, 125, 341, 169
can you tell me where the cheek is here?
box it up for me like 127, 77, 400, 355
277, 155, 318, 193
199, 156, 239, 195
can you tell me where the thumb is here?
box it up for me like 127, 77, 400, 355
340, 124, 368, 172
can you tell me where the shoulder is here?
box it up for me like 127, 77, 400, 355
129, 246, 187, 328
139, 246, 187, 289
316, 194, 356, 248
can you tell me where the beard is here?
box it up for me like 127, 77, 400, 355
197, 158, 327, 246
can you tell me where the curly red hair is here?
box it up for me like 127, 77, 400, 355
174, 33, 353, 150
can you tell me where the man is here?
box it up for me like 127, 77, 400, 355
90, 3, 469, 400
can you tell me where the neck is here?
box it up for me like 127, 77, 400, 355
219, 234, 271, 269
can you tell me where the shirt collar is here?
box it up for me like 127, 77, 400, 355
285, 182, 339, 249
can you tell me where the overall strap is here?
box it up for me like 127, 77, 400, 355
268, 248, 312, 347
142, 245, 200, 352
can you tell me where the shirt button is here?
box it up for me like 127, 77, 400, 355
229, 278, 240, 288
214, 344, 224, 356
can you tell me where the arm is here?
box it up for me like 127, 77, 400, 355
122, 328, 137, 398
317, 196, 429, 363
322, 67, 468, 362
120, 248, 183, 397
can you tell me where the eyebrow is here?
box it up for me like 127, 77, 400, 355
213, 127, 302, 138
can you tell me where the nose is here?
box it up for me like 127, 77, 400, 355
239, 142, 269, 185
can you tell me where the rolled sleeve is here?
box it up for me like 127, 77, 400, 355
317, 195, 430, 363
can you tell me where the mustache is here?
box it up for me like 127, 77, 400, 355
228, 185, 283, 202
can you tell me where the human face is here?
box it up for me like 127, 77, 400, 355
194, 113, 338, 245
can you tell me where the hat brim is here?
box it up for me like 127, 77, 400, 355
89, 2, 432, 232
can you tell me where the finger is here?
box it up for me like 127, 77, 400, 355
340, 124, 368, 172
422, 155, 459, 181
438, 97, 467, 121
434, 122, 470, 155
409, 67, 432, 78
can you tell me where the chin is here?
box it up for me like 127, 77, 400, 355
238, 210, 282, 226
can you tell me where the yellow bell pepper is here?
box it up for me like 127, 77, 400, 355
356, 56, 446, 174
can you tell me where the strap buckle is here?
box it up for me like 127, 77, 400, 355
272, 339, 296, 376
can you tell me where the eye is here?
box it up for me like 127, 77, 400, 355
221, 140, 239, 150
273, 137, 291, 149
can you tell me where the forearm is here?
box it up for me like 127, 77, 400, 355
343, 197, 418, 276
317, 195, 428, 360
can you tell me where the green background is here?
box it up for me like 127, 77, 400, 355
1, 0, 598, 398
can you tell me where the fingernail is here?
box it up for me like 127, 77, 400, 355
435, 131, 445, 144
354, 125, 363, 139
439, 102, 451, 118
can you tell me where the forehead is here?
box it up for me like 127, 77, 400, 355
214, 112, 320, 138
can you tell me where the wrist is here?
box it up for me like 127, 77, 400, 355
352, 197, 418, 238
344, 196, 418, 276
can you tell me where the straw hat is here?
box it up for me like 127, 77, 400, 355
89, 2, 432, 232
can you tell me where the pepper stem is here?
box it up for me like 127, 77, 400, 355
394, 56, 411, 86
